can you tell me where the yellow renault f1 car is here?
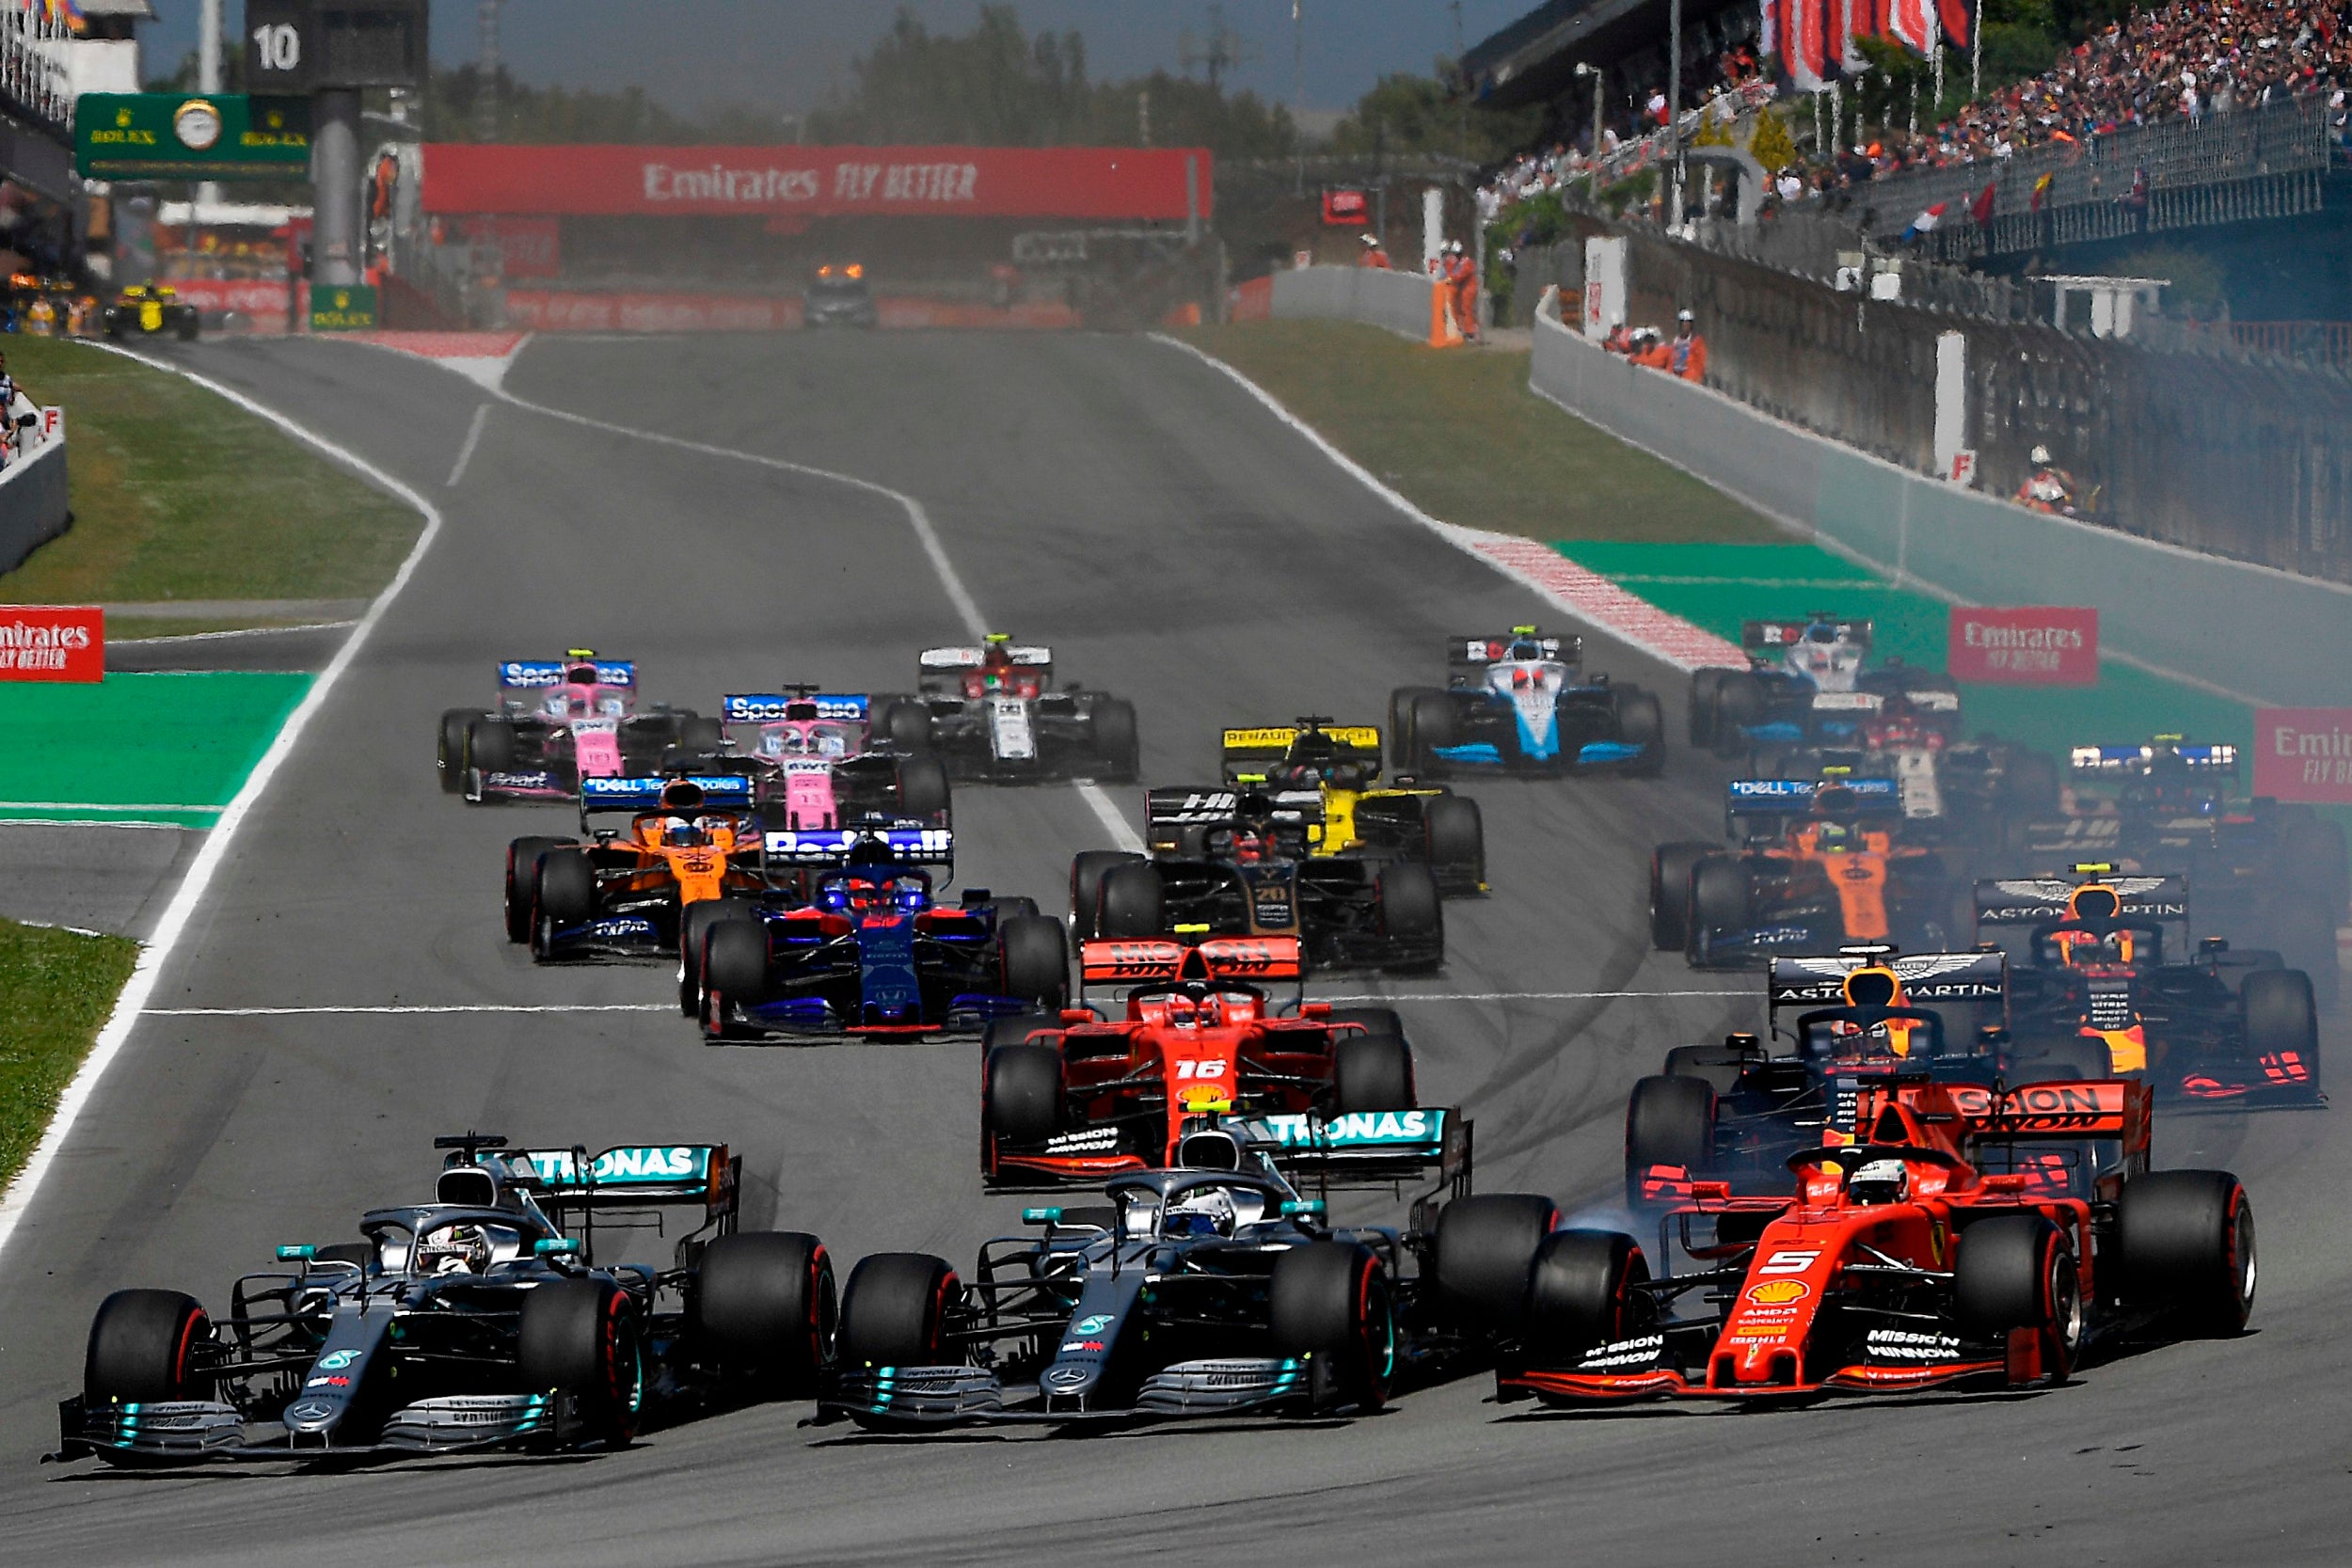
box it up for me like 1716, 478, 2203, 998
1220, 719, 1485, 894
103, 284, 199, 341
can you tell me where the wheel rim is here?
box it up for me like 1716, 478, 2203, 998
2232, 1195, 2258, 1316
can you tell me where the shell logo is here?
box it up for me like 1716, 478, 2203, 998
1746, 1279, 1810, 1307
1176, 1085, 1231, 1114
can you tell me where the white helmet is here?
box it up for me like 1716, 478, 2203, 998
2030, 444, 2054, 465
1848, 1159, 1911, 1206
1165, 1186, 1237, 1239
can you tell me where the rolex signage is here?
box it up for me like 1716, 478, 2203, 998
75, 94, 311, 180
309, 284, 378, 332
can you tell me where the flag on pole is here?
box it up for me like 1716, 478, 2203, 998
1969, 179, 1997, 224
1788, 0, 1828, 90
1837, 0, 1868, 73
1890, 0, 1934, 54
2029, 171, 2056, 211
1761, 0, 1777, 63
1938, 0, 1974, 47
1901, 201, 1947, 241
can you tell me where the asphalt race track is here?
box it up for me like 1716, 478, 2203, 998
0, 330, 2343, 1566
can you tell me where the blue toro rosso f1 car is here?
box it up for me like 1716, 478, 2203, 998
1389, 628, 1664, 777
690, 819, 1069, 1040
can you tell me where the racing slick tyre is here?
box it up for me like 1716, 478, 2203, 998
837, 1253, 961, 1372
437, 708, 475, 793
1406, 690, 1457, 775
1431, 1193, 1561, 1336
692, 1231, 836, 1399
1524, 1230, 1654, 1362
1688, 668, 1726, 749
2010, 1034, 2116, 1083
983, 895, 1041, 923
894, 754, 952, 821
1327, 1006, 1405, 1042
1070, 849, 1143, 939
505, 836, 572, 944
678, 898, 754, 1016
1088, 698, 1140, 782
518, 1277, 644, 1445
1625, 1075, 1715, 1208
1662, 1043, 1749, 1096
984, 1013, 1056, 1051
1096, 863, 1167, 940
1649, 842, 1711, 951
2242, 968, 2321, 1094
2117, 1170, 2257, 1337
1375, 862, 1441, 945
466, 718, 520, 773
533, 849, 596, 927
873, 695, 932, 753
1710, 673, 1764, 758
998, 914, 1069, 1008
175, 311, 199, 341
1332, 1033, 1416, 1114
1684, 857, 1752, 967
1269, 1242, 1395, 1412
1388, 688, 1438, 772
1422, 795, 1484, 887
1955, 1213, 2083, 1378
1614, 687, 1665, 775
983, 1042, 1065, 1147
699, 919, 770, 1034
85, 1290, 211, 1406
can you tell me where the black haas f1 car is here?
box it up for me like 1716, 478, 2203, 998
875, 635, 1138, 783
1388, 626, 1663, 777
1976, 870, 2323, 1105
1495, 1072, 2254, 1406
1651, 775, 1963, 968
978, 936, 1439, 1186
1069, 782, 1444, 974
439, 653, 713, 803
2026, 737, 2346, 1004
698, 689, 950, 830
1220, 719, 1485, 895
824, 1116, 1606, 1427
504, 775, 786, 973
1624, 946, 2015, 1207
1689, 614, 1961, 760
691, 818, 1067, 1040
54, 1134, 834, 1465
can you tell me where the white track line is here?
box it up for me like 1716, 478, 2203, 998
0, 344, 445, 1261
1075, 781, 1145, 854
0, 800, 223, 813
149, 1004, 673, 1017
1317, 990, 1748, 1003
444, 401, 492, 488
114, 620, 357, 645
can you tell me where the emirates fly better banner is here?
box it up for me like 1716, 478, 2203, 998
1947, 606, 2099, 686
2253, 708, 2352, 804
0, 606, 103, 681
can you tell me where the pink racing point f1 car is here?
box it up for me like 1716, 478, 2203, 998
695, 690, 951, 831
437, 653, 713, 804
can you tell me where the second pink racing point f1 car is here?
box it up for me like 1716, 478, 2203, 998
438, 653, 714, 803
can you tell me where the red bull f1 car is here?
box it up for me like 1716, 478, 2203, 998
1389, 627, 1663, 777
876, 635, 1138, 783
439, 654, 713, 803
1976, 871, 2323, 1105
54, 1133, 834, 1465
1495, 1073, 2254, 1406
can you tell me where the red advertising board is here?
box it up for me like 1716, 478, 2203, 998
1947, 605, 2099, 685
2253, 708, 2352, 804
464, 215, 562, 277
421, 144, 1212, 222
1321, 187, 1368, 226
0, 605, 103, 681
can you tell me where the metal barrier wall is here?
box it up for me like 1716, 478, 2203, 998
0, 436, 69, 575
1527, 291, 2352, 707
1270, 265, 1439, 340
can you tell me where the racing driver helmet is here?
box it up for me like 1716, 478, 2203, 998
418, 1222, 492, 1275
1846, 1159, 1910, 1206
1165, 1186, 1237, 1239
661, 815, 710, 848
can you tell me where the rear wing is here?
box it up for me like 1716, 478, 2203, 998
1220, 723, 1381, 768
501, 658, 634, 689
1943, 1078, 2152, 1146
499, 1144, 738, 1216
1230, 1106, 1470, 1190
762, 820, 954, 866
1452, 631, 1577, 669
1743, 617, 1869, 655
1974, 875, 2189, 928
1724, 775, 1899, 836
1077, 936, 1303, 990
1768, 950, 2007, 1008
723, 692, 868, 723
580, 775, 755, 816
918, 644, 1051, 670
2069, 741, 2239, 779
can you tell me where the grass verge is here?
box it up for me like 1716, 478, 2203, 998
0, 337, 420, 618
0, 919, 137, 1192
1175, 320, 1780, 545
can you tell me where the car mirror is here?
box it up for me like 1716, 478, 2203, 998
1279, 1200, 1326, 1217
1021, 1207, 1063, 1226
275, 1243, 317, 1261
533, 1238, 580, 1258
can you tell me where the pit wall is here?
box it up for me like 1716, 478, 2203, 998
1518, 285, 2352, 709
502, 290, 1077, 333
